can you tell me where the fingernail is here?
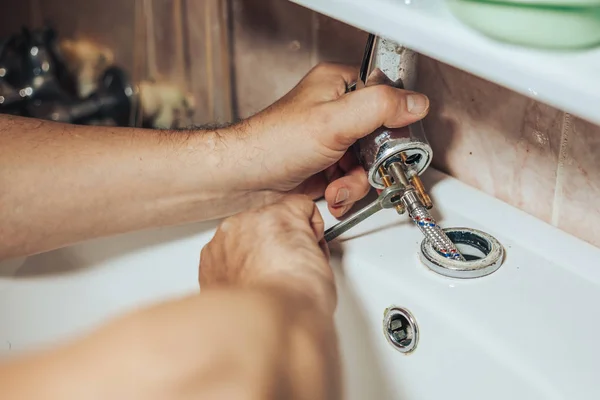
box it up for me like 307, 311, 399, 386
406, 94, 429, 115
334, 188, 350, 206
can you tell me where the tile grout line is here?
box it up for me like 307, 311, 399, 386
551, 112, 571, 226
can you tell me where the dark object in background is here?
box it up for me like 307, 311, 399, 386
0, 26, 136, 127
27, 67, 134, 126
0, 27, 73, 111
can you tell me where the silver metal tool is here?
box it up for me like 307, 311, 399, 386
324, 183, 406, 242
325, 34, 465, 261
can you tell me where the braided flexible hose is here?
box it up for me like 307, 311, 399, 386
403, 191, 465, 261
385, 162, 465, 261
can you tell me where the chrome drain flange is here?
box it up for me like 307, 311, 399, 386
420, 227, 504, 279
383, 307, 419, 354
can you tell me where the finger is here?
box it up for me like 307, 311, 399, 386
302, 63, 360, 100
324, 165, 370, 210
324, 86, 430, 148
364, 68, 397, 87
307, 63, 359, 87
279, 194, 325, 242
278, 194, 318, 223
319, 238, 331, 261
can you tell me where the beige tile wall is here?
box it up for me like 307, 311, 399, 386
232, 0, 317, 118
418, 59, 600, 247
232, 1, 600, 248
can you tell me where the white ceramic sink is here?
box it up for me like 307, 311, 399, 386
1, 169, 599, 399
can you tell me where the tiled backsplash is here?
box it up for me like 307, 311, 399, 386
233, 0, 600, 248
418, 58, 600, 247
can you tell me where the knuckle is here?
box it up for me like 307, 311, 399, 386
217, 218, 233, 232
258, 208, 285, 229
282, 205, 302, 222
371, 85, 396, 114
265, 204, 303, 229
200, 239, 218, 265
353, 172, 370, 196
283, 195, 313, 216
360, 181, 370, 197
200, 242, 212, 258
312, 62, 334, 75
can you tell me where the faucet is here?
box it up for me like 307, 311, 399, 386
325, 34, 465, 261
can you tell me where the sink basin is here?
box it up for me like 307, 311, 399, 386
1, 169, 599, 399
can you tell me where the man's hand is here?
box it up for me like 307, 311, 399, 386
1, 197, 340, 400
233, 63, 430, 218
200, 195, 334, 314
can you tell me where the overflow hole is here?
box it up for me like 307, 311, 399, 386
384, 307, 418, 353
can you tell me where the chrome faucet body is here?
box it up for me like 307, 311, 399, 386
325, 34, 465, 261
354, 35, 432, 189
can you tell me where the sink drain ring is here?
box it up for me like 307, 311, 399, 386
420, 227, 504, 279
383, 307, 419, 354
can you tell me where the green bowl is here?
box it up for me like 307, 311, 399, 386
448, 0, 600, 49
484, 0, 600, 5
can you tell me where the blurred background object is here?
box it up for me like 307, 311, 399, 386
0, 25, 195, 128
0, 0, 362, 129
0, 0, 357, 130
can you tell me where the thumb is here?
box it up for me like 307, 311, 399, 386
323, 85, 430, 148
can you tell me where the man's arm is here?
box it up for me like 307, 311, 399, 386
0, 63, 428, 260
0, 114, 262, 259
0, 289, 339, 400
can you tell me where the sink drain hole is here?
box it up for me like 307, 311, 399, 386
441, 230, 490, 261
383, 307, 418, 353
420, 227, 504, 279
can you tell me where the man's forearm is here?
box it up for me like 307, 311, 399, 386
0, 115, 270, 259
0, 289, 340, 400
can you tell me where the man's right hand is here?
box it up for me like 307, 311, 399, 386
0, 195, 340, 400
199, 195, 335, 315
